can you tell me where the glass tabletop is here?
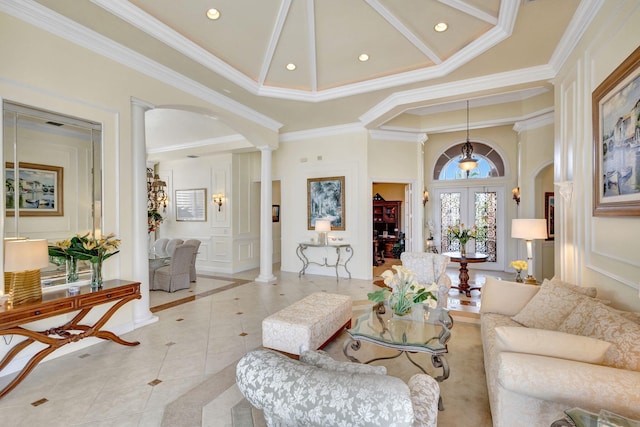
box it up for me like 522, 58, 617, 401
347, 302, 453, 354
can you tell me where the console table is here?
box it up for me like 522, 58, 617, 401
0, 279, 141, 399
296, 243, 353, 280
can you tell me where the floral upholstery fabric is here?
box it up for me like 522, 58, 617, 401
558, 298, 640, 371
510, 279, 596, 330
400, 252, 451, 308
300, 349, 387, 375
262, 292, 352, 355
236, 349, 439, 427
408, 374, 440, 427
481, 279, 640, 427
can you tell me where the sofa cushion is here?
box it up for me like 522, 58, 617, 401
548, 277, 597, 298
558, 299, 640, 371
480, 276, 540, 316
511, 280, 596, 330
495, 326, 611, 364
300, 350, 387, 375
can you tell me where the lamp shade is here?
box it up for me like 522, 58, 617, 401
511, 219, 547, 240
314, 219, 332, 232
4, 239, 50, 272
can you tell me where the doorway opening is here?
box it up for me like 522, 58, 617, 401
372, 182, 410, 275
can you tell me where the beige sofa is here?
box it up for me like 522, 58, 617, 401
480, 277, 640, 427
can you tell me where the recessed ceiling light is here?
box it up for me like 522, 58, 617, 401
434, 22, 448, 32
358, 53, 369, 62
206, 8, 220, 20
187, 155, 199, 158
286, 63, 296, 71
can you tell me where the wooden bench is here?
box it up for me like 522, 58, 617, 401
262, 292, 352, 356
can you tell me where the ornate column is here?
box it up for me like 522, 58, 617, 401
131, 98, 158, 327
256, 146, 277, 283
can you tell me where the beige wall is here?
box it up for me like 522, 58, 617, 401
554, 0, 640, 311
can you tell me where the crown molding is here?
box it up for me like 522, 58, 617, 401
359, 64, 556, 127
90, 0, 518, 103
513, 111, 555, 133
279, 122, 364, 142
0, 0, 281, 131
146, 134, 247, 154
548, 0, 605, 73
368, 129, 426, 143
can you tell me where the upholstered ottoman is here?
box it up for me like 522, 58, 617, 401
262, 292, 352, 356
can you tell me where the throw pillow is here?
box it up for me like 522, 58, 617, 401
300, 350, 387, 375
480, 276, 540, 316
565, 301, 640, 371
495, 326, 611, 364
511, 280, 595, 330
548, 277, 598, 298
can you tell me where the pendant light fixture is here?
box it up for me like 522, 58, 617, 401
459, 100, 478, 176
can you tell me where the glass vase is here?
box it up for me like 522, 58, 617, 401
66, 257, 79, 283
90, 260, 103, 289
515, 270, 523, 283
460, 246, 466, 257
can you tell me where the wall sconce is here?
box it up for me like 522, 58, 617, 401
212, 193, 224, 211
422, 190, 429, 206
512, 187, 521, 205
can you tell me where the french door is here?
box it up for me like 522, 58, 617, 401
435, 186, 505, 271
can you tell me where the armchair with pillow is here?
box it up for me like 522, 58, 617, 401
400, 252, 451, 308
480, 277, 640, 427
236, 349, 440, 427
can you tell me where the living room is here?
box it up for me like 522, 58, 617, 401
0, 0, 639, 425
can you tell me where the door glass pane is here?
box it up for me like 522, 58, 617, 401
474, 191, 497, 262
440, 192, 461, 253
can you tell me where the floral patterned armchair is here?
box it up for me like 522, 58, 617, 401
236, 349, 439, 427
400, 252, 451, 308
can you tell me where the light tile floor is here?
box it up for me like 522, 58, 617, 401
0, 264, 508, 426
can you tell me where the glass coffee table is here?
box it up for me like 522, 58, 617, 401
343, 302, 453, 409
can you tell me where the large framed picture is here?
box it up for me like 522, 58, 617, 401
545, 192, 554, 240
593, 46, 640, 216
5, 162, 63, 216
175, 188, 207, 221
307, 176, 345, 230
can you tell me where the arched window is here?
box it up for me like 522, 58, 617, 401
433, 142, 505, 180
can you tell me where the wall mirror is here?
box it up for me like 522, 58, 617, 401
3, 101, 102, 286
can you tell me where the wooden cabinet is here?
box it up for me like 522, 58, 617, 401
373, 201, 401, 235
373, 201, 402, 257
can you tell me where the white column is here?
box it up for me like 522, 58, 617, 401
131, 98, 158, 327
256, 146, 277, 283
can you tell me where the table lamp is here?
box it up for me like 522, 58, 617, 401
4, 238, 49, 306
315, 219, 332, 246
511, 219, 547, 284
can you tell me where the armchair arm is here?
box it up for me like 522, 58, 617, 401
408, 374, 439, 427
497, 352, 640, 419
236, 349, 415, 427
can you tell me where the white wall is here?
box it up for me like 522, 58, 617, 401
554, 0, 640, 311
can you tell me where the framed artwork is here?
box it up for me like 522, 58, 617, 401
545, 192, 555, 240
307, 176, 345, 230
175, 188, 207, 221
272, 204, 280, 222
5, 162, 63, 216
593, 45, 640, 216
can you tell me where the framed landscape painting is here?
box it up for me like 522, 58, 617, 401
307, 176, 345, 230
5, 162, 63, 216
593, 46, 640, 216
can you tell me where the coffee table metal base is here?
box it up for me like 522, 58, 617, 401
343, 337, 449, 411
